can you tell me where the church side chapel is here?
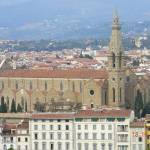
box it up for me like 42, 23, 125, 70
0, 14, 148, 112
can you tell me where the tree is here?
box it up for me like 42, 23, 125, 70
134, 90, 143, 118
1, 96, 7, 113
141, 102, 150, 117
11, 99, 16, 113
8, 148, 15, 150
17, 103, 22, 112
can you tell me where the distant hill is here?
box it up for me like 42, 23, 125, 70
0, 0, 150, 40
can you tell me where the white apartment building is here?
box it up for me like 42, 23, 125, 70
0, 119, 30, 150
30, 109, 134, 150
130, 120, 145, 150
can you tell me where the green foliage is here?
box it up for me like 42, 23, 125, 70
11, 99, 16, 113
0, 96, 7, 113
134, 90, 143, 118
17, 103, 22, 112
8, 148, 15, 150
141, 102, 150, 117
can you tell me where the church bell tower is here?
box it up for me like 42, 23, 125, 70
108, 12, 125, 107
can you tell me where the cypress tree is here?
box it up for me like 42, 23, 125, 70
11, 99, 16, 113
17, 103, 22, 112
134, 90, 143, 118
1, 96, 7, 113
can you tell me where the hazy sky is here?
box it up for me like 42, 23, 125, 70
0, 0, 150, 26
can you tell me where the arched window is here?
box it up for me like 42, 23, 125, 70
80, 81, 82, 93
60, 81, 63, 91
15, 81, 18, 90
2, 81, 4, 89
120, 88, 122, 102
72, 82, 75, 92
112, 52, 115, 68
113, 88, 115, 102
45, 81, 47, 91
119, 52, 122, 68
104, 91, 107, 105
21, 97, 24, 110
29, 81, 32, 90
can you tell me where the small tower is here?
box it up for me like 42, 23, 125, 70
108, 12, 125, 107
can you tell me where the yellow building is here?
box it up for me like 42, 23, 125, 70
145, 114, 150, 149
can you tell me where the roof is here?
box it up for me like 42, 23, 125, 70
31, 109, 132, 119
130, 120, 144, 128
0, 69, 108, 79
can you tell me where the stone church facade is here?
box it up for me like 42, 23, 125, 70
0, 15, 148, 112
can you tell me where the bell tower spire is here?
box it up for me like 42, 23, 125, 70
108, 12, 125, 107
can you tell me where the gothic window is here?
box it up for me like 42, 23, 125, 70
104, 91, 107, 105
29, 81, 32, 90
120, 88, 122, 102
60, 81, 63, 91
80, 81, 82, 93
112, 52, 115, 68
2, 81, 4, 89
15, 81, 18, 90
113, 88, 115, 102
72, 82, 75, 92
21, 97, 25, 109
45, 81, 47, 91
119, 52, 122, 68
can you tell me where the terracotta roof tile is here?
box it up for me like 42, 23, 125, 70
0, 69, 108, 79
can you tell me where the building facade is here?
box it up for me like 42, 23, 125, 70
30, 109, 134, 150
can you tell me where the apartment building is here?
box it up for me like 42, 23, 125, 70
146, 114, 150, 149
30, 109, 134, 150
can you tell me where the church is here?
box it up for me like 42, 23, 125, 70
0, 14, 147, 112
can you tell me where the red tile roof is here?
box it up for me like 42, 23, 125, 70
130, 120, 144, 128
31, 109, 132, 119
0, 69, 108, 79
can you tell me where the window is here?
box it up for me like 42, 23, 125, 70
108, 125, 112, 130
93, 143, 97, 150
120, 88, 122, 102
139, 137, 142, 142
34, 142, 38, 150
58, 133, 62, 140
66, 142, 70, 150
132, 144, 136, 150
85, 125, 88, 130
58, 142, 62, 150
58, 125, 61, 130
78, 125, 81, 130
93, 125, 96, 130
108, 133, 112, 140
16, 81, 18, 89
29, 81, 32, 90
101, 133, 105, 140
93, 133, 97, 140
113, 88, 115, 102
90, 90, 94, 96
42, 142, 46, 150
25, 145, 28, 150
50, 133, 54, 140
60, 81, 63, 91
80, 82, 82, 93
77, 133, 81, 139
10, 137, 13, 142
34, 133, 38, 140
18, 137, 20, 142
65, 133, 70, 140
84, 143, 89, 150
2, 81, 4, 89
119, 52, 122, 68
42, 125, 45, 130
42, 132, 46, 140
78, 143, 82, 150
72, 82, 75, 92
108, 143, 112, 150
17, 145, 21, 150
112, 52, 115, 68
101, 125, 105, 130
45, 81, 47, 90
101, 143, 105, 150
50, 143, 54, 150
50, 125, 53, 130
25, 138, 28, 142
34, 125, 38, 130
66, 125, 69, 130
84, 133, 88, 140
